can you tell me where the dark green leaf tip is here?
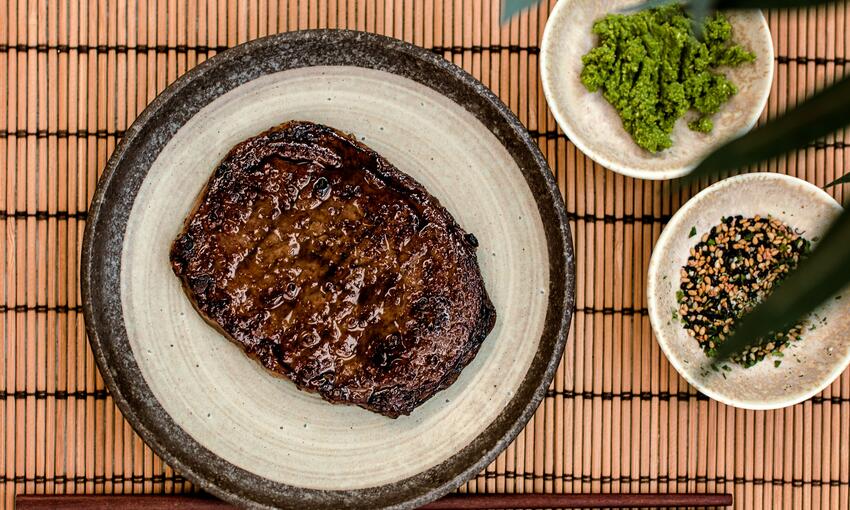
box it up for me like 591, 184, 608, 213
501, 0, 543, 23
824, 172, 850, 189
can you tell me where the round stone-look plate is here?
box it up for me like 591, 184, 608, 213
82, 31, 574, 509
648, 173, 850, 410
541, 0, 774, 180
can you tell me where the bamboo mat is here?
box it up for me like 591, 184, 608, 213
1, 1, 849, 509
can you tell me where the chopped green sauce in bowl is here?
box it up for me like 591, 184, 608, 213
580, 5, 755, 153
540, 0, 774, 180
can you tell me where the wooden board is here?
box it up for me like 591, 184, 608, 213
0, 1, 848, 508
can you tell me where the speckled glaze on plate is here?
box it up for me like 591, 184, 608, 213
540, 0, 774, 180
81, 31, 574, 509
648, 173, 850, 410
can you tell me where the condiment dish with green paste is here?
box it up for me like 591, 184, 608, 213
647, 173, 850, 410
540, 0, 774, 180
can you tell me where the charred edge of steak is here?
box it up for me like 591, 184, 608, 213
364, 297, 497, 418
170, 120, 497, 418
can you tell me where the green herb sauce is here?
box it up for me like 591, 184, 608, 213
580, 5, 755, 153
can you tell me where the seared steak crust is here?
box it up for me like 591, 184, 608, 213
170, 121, 496, 418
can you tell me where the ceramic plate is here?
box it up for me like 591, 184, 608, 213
648, 173, 850, 409
540, 0, 774, 180
81, 31, 574, 509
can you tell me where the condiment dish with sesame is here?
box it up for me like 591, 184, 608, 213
647, 173, 850, 409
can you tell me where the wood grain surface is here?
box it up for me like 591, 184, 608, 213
0, 1, 848, 509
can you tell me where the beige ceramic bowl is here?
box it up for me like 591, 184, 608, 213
540, 0, 775, 180
82, 31, 574, 509
647, 173, 850, 410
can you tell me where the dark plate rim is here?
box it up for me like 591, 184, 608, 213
81, 29, 575, 510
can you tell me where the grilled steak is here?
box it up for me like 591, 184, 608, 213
170, 121, 496, 418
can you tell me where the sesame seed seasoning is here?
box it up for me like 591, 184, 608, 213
678, 215, 812, 368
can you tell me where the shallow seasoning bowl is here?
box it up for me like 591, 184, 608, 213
647, 173, 850, 410
81, 31, 575, 509
540, 0, 774, 180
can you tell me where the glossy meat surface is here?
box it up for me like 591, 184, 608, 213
170, 121, 496, 417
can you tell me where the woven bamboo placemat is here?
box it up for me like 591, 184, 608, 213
1, 1, 848, 508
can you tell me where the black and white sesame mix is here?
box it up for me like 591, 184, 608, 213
676, 215, 812, 367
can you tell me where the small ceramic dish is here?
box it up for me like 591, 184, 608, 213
648, 173, 850, 410
540, 0, 774, 180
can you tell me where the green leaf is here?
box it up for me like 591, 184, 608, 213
685, 76, 850, 183
501, 0, 543, 22
621, 0, 832, 41
618, 0, 710, 31
625, 0, 833, 12
714, 0, 834, 7
619, 0, 681, 13
713, 208, 850, 362
824, 172, 850, 189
